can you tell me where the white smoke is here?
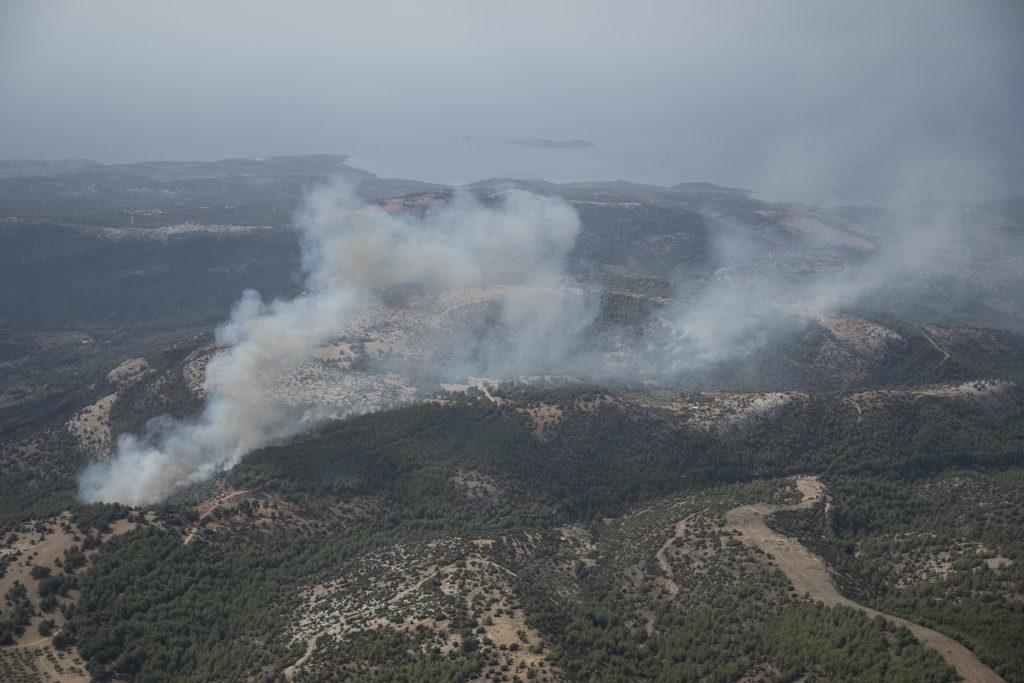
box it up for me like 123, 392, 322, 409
646, 198, 980, 374
78, 182, 587, 505
77, 176, 1013, 505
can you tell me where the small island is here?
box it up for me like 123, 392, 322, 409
507, 138, 596, 149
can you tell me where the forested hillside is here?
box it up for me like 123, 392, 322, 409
2, 389, 1008, 680
2, 157, 1023, 681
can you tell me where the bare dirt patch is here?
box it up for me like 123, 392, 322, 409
105, 356, 152, 386
183, 489, 251, 544
66, 393, 117, 456
775, 213, 877, 252
686, 392, 802, 434
816, 315, 903, 358
310, 342, 355, 363
182, 347, 215, 395
986, 556, 1014, 571
183, 488, 375, 544
100, 222, 276, 239
626, 390, 803, 434
725, 477, 1004, 682
847, 379, 1018, 417
521, 403, 564, 440
654, 517, 690, 597
283, 538, 563, 681
451, 470, 504, 503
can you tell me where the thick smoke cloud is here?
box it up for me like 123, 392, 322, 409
78, 183, 588, 505
78, 177, 1016, 505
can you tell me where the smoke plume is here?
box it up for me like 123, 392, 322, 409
78, 182, 587, 505
78, 176, 1019, 505
645, 197, 986, 374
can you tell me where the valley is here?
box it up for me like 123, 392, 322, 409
5, 0, 1022, 679
1, 155, 1023, 681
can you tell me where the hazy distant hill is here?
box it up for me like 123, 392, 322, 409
1, 155, 1022, 332
508, 138, 596, 148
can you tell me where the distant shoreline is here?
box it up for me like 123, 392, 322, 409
507, 138, 596, 149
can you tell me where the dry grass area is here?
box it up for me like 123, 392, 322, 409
849, 529, 1016, 591
460, 557, 558, 680
181, 284, 605, 419
651, 509, 779, 607
986, 556, 1014, 570
379, 193, 444, 214
183, 488, 252, 544
507, 394, 617, 440
775, 213, 876, 252
99, 222, 276, 239
309, 342, 355, 363
636, 391, 803, 435
105, 356, 152, 386
258, 358, 418, 417
439, 378, 505, 402
183, 488, 378, 544
520, 403, 563, 440
0, 645, 88, 683
283, 536, 564, 681
0, 512, 138, 681
654, 516, 692, 598
846, 379, 1018, 417
816, 315, 904, 358
65, 393, 116, 456
555, 524, 596, 567
603, 488, 759, 582
596, 488, 789, 642
889, 538, 987, 589
812, 314, 907, 382
910, 379, 1017, 404
181, 347, 215, 395
135, 283, 782, 441
284, 542, 457, 678
451, 470, 505, 503
287, 542, 418, 667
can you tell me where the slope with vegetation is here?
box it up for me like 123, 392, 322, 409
26, 385, 1018, 681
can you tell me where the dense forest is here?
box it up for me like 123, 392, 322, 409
13, 389, 1012, 680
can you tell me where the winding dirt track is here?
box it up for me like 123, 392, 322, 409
724, 477, 1003, 682
655, 518, 688, 597
283, 565, 448, 679
182, 489, 251, 544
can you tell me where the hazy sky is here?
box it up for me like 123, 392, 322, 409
2, 0, 1021, 201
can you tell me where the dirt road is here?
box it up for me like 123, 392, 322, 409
655, 518, 688, 597
724, 476, 1003, 682
183, 489, 251, 544
283, 565, 446, 679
